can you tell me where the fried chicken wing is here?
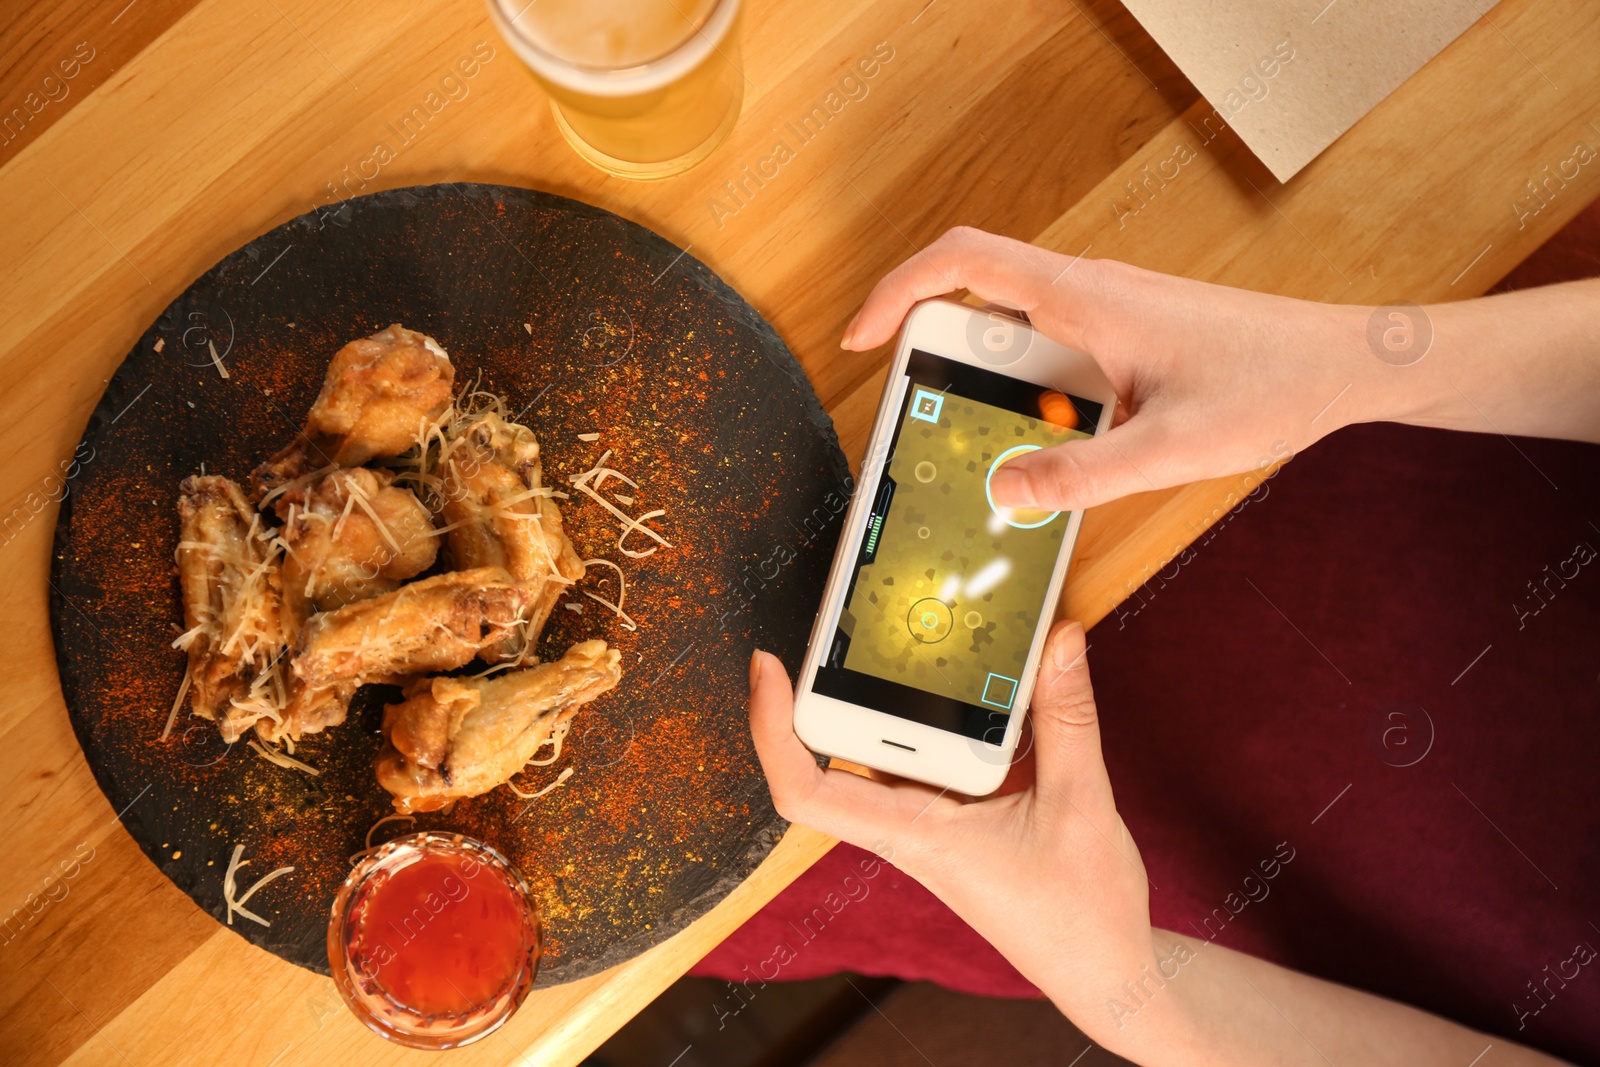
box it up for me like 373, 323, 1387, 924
175, 475, 287, 742
440, 413, 584, 661
259, 567, 539, 742
375, 639, 622, 813
294, 565, 536, 685
253, 324, 454, 499
273, 467, 438, 635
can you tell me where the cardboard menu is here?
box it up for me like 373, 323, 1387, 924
1118, 0, 1499, 182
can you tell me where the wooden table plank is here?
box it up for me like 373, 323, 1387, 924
0, 0, 206, 168
2, 0, 1596, 1063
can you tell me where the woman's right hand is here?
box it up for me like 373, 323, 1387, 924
842, 227, 1380, 512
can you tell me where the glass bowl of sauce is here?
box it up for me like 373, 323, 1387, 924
328, 831, 541, 1049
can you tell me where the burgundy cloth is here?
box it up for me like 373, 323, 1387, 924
695, 211, 1600, 1062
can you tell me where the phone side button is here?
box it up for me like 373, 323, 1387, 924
881, 739, 917, 752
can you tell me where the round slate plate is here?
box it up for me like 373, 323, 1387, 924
49, 183, 850, 984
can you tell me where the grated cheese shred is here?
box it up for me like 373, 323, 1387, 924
568, 450, 671, 559
346, 480, 404, 556
508, 765, 574, 801
223, 844, 294, 927
527, 717, 572, 768
162, 661, 195, 740
578, 558, 637, 631
248, 739, 320, 776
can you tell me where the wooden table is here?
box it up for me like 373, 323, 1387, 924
2, 0, 1596, 1062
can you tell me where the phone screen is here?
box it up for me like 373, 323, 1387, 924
811, 349, 1103, 742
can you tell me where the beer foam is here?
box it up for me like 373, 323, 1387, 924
490, 0, 740, 97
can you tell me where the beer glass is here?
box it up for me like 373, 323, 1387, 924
488, 0, 744, 180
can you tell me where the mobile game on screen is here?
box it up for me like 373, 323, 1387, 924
812, 350, 1104, 742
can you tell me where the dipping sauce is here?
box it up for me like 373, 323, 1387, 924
329, 833, 540, 1049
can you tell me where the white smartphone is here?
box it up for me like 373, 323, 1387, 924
794, 299, 1117, 796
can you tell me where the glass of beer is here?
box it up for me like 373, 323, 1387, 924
488, 0, 745, 181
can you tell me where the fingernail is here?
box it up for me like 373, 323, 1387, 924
750, 649, 764, 689
1053, 622, 1084, 669
840, 312, 861, 349
989, 467, 1037, 509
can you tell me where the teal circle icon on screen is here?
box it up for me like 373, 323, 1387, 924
985, 445, 1061, 529
906, 598, 953, 643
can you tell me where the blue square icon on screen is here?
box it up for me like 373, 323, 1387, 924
909, 388, 944, 424
981, 672, 1018, 709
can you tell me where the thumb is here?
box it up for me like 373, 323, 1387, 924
1028, 621, 1114, 816
989, 417, 1162, 511
747, 650, 824, 815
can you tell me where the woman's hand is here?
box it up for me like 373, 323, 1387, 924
749, 621, 1187, 1056
841, 227, 1373, 512
845, 228, 1600, 512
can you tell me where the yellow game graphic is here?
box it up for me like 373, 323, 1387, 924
837, 387, 1089, 711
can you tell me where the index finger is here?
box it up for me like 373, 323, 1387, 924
842, 227, 1096, 352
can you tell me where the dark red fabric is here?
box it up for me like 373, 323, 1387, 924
1091, 422, 1600, 1064
694, 206, 1600, 1062
690, 840, 1041, 997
